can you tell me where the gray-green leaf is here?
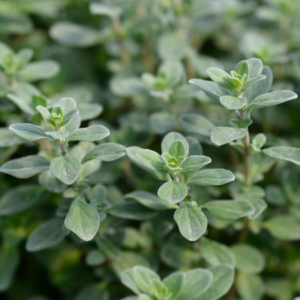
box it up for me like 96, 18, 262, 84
188, 169, 235, 186
263, 146, 300, 165
158, 181, 188, 204
220, 96, 247, 110
68, 125, 109, 142
201, 200, 254, 220
174, 203, 207, 241
82, 142, 126, 163
65, 197, 100, 241
9, 123, 53, 141
211, 127, 247, 146
0, 155, 50, 178
26, 218, 65, 252
50, 156, 81, 185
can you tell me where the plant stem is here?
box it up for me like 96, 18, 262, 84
58, 139, 86, 202
239, 109, 251, 186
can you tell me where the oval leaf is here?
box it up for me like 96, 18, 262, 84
174, 203, 207, 241
158, 181, 188, 204
188, 169, 235, 186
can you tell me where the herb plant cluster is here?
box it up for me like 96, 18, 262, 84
1, 1, 300, 300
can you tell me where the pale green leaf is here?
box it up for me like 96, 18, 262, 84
38, 170, 67, 193
236, 272, 265, 300
0, 155, 50, 178
50, 156, 81, 185
174, 203, 207, 241
199, 265, 235, 300
179, 114, 214, 137
220, 96, 247, 110
107, 202, 157, 220
180, 155, 211, 175
67, 125, 109, 142
263, 146, 300, 165
202, 200, 254, 220
211, 127, 247, 146
26, 218, 65, 252
0, 185, 43, 216
82, 142, 126, 163
232, 244, 265, 274
125, 190, 177, 210
188, 169, 235, 186
9, 123, 53, 141
65, 197, 100, 241
158, 181, 188, 204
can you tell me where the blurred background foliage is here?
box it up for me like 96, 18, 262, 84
1, 0, 300, 299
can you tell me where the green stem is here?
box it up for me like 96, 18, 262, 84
239, 109, 251, 186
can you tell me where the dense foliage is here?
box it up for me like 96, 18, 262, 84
1, 0, 300, 299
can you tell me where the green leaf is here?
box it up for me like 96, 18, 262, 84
163, 272, 184, 299
136, 149, 168, 174
206, 68, 234, 90
85, 249, 106, 266
60, 108, 79, 128
186, 136, 203, 155
235, 195, 267, 219
107, 202, 157, 220
241, 75, 266, 92
236, 272, 265, 300
244, 66, 273, 102
179, 114, 215, 137
77, 103, 103, 121
158, 181, 188, 204
161, 132, 189, 155
0, 245, 19, 292
0, 185, 43, 216
252, 133, 266, 149
248, 58, 263, 78
173, 268, 213, 300
200, 237, 235, 267
188, 79, 230, 101
168, 140, 187, 159
188, 169, 235, 186
249, 90, 297, 109
26, 218, 65, 252
174, 203, 207, 241
67, 125, 109, 142
38, 170, 67, 193
201, 200, 254, 220
65, 197, 100, 241
199, 265, 235, 300
263, 146, 300, 165
18, 60, 60, 82
36, 106, 53, 126
235, 60, 250, 81
133, 266, 160, 295
150, 111, 175, 134
158, 33, 188, 61
220, 96, 247, 110
32, 95, 47, 111
121, 269, 141, 295
7, 93, 35, 115
180, 155, 211, 175
232, 244, 265, 274
265, 185, 287, 206
50, 22, 101, 47
125, 190, 177, 210
82, 142, 126, 163
89, 3, 121, 17
0, 128, 27, 147
263, 215, 300, 241
9, 123, 53, 141
211, 127, 247, 146
126, 147, 170, 181
0, 155, 50, 178
50, 156, 81, 185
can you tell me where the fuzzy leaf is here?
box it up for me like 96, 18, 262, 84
211, 127, 247, 146
174, 203, 207, 241
158, 181, 188, 204
188, 169, 235, 186
65, 197, 100, 241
